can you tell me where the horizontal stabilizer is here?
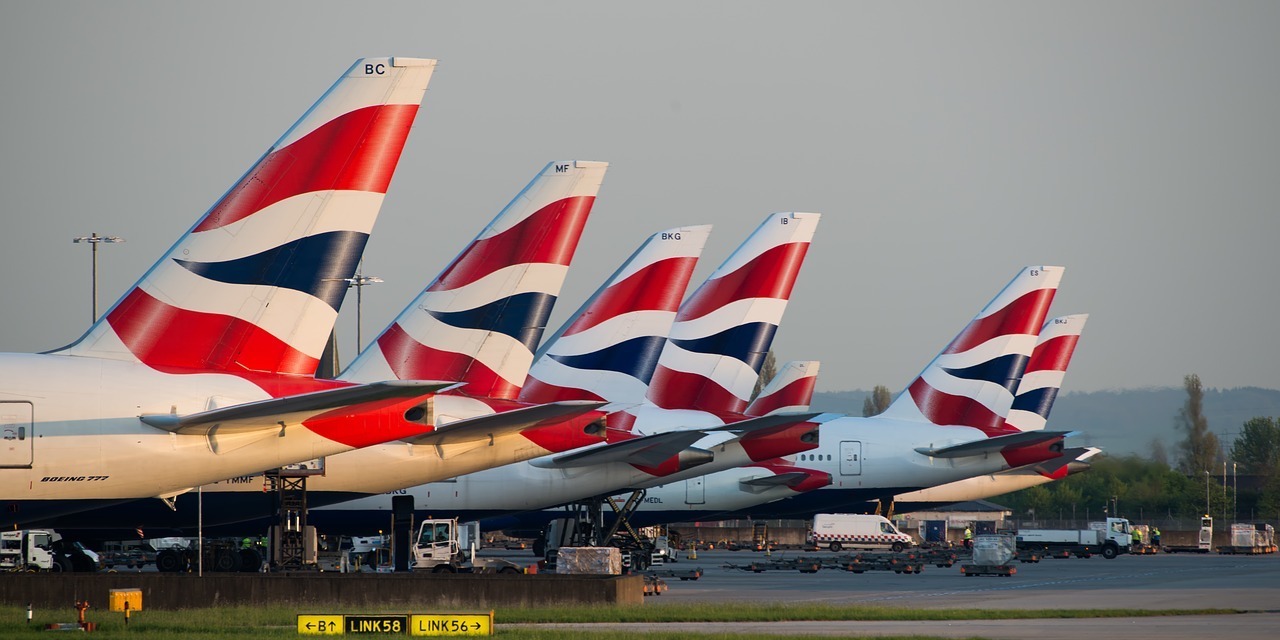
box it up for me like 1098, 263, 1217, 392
1032, 446, 1101, 476
705, 412, 822, 435
139, 380, 456, 436
914, 430, 1075, 458
406, 400, 607, 447
541, 430, 712, 468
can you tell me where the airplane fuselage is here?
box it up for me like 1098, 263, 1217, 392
0, 352, 429, 525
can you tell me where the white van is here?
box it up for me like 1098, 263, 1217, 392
809, 514, 914, 552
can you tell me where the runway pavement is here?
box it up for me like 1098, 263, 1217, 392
520, 548, 1280, 639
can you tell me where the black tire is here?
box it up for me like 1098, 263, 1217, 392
213, 550, 241, 572
891, 542, 905, 553
498, 566, 520, 575
432, 564, 456, 574
829, 542, 842, 552
156, 550, 182, 573
49, 557, 69, 573
1102, 544, 1118, 560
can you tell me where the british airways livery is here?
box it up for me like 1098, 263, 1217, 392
1, 58, 446, 527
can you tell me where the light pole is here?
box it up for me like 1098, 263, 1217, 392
72, 233, 125, 322
1205, 470, 1210, 516
327, 268, 383, 354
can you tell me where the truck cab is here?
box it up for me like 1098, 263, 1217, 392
413, 519, 464, 572
1096, 517, 1133, 557
0, 529, 58, 571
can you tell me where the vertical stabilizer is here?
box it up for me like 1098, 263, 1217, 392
646, 212, 820, 414
519, 225, 710, 405
745, 361, 820, 417
1005, 314, 1088, 432
880, 266, 1063, 435
342, 161, 606, 399
56, 58, 436, 378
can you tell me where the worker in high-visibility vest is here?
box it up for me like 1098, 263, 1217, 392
1152, 527, 1162, 546
963, 526, 973, 550
1133, 527, 1143, 546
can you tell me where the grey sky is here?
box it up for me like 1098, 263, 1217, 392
1, 2, 1276, 393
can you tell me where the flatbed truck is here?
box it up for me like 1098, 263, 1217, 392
1015, 517, 1132, 559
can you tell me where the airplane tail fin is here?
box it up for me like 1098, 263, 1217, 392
880, 266, 1063, 436
646, 212, 820, 414
341, 161, 606, 399
745, 361, 820, 417
55, 58, 436, 378
1005, 314, 1088, 432
518, 225, 711, 405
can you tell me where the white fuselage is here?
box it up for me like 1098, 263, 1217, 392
0, 353, 382, 501
315, 413, 1024, 523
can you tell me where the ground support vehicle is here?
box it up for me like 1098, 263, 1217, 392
961, 533, 1017, 577
413, 519, 524, 574
1014, 548, 1043, 563
724, 558, 823, 573
645, 567, 704, 581
0, 530, 99, 572
1164, 516, 1214, 554
917, 547, 960, 567
836, 552, 924, 574
1217, 523, 1277, 554
961, 563, 1017, 576
152, 537, 265, 573
1015, 517, 1132, 559
316, 535, 391, 572
99, 541, 157, 570
809, 514, 914, 553
643, 574, 667, 596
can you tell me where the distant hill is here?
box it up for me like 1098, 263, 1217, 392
810, 387, 1280, 458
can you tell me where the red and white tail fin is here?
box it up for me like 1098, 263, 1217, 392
646, 212, 820, 414
518, 225, 710, 405
880, 266, 1063, 435
1005, 314, 1088, 432
745, 361, 820, 417
55, 58, 436, 378
341, 161, 606, 399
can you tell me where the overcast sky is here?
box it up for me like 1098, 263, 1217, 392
1, 2, 1276, 394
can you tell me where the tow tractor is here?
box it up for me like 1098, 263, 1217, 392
412, 519, 524, 574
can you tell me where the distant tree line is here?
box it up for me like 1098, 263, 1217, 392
995, 374, 1280, 524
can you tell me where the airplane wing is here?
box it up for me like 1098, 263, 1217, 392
704, 412, 823, 435
914, 430, 1076, 458
405, 400, 608, 447
138, 380, 456, 436
540, 430, 712, 468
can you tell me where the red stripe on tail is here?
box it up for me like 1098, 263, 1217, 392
428, 196, 596, 292
194, 104, 419, 232
375, 323, 517, 399
560, 256, 698, 336
107, 288, 319, 375
676, 242, 810, 321
943, 288, 1056, 355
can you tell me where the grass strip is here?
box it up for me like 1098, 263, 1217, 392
0, 601, 1241, 636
